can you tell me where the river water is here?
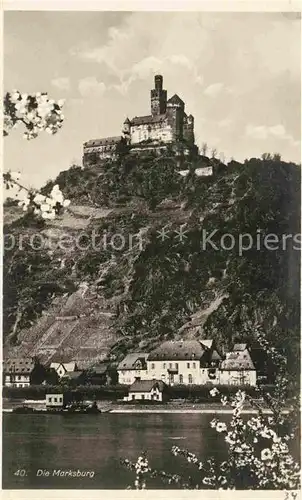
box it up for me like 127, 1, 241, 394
3, 412, 228, 489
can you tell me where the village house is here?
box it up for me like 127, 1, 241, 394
3, 358, 46, 388
123, 379, 168, 403
146, 340, 223, 386
50, 361, 77, 379
220, 344, 257, 386
46, 393, 64, 409
117, 353, 149, 385
60, 371, 86, 387
86, 362, 118, 386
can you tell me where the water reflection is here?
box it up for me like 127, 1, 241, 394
3, 413, 228, 489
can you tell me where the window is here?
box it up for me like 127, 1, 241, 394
151, 363, 155, 370
132, 395, 135, 400
193, 363, 196, 369
179, 374, 183, 384
54, 398, 57, 403
175, 363, 178, 369
59, 397, 62, 402
188, 374, 193, 384
142, 395, 145, 400
49, 397, 52, 403
163, 363, 166, 369
187, 363, 190, 369
169, 363, 172, 369
18, 375, 21, 380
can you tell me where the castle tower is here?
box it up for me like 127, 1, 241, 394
184, 114, 195, 145
151, 75, 167, 116
166, 94, 185, 141
122, 117, 131, 136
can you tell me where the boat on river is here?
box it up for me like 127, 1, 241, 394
12, 401, 102, 414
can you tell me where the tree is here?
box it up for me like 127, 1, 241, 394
201, 142, 208, 156
211, 147, 217, 159
273, 153, 282, 161
261, 152, 272, 161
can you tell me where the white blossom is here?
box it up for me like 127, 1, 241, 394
261, 448, 273, 461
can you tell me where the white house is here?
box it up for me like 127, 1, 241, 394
146, 339, 223, 386
50, 361, 77, 379
123, 380, 167, 402
46, 393, 64, 408
220, 344, 257, 386
3, 358, 45, 388
117, 353, 149, 385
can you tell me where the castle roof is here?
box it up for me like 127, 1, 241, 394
84, 136, 122, 147
130, 114, 167, 125
167, 94, 184, 106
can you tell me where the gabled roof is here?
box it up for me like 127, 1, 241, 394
129, 379, 166, 393
148, 340, 207, 361
3, 359, 35, 374
84, 136, 122, 147
200, 340, 213, 350
61, 371, 84, 380
50, 362, 76, 373
130, 114, 167, 125
220, 349, 255, 371
117, 353, 149, 370
167, 94, 184, 106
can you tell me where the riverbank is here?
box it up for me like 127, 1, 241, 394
3, 399, 290, 415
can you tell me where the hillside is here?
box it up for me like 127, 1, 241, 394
3, 152, 301, 380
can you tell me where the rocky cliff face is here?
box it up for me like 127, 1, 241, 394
3, 154, 300, 379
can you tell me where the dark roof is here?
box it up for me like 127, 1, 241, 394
89, 363, 109, 375
61, 371, 84, 380
130, 114, 167, 125
148, 340, 207, 361
211, 350, 222, 362
123, 117, 131, 123
3, 359, 35, 374
167, 94, 184, 106
84, 136, 122, 147
117, 353, 149, 370
129, 379, 166, 393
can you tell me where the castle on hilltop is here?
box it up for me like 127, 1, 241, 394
83, 75, 199, 166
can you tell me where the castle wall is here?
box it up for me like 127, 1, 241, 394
166, 107, 184, 141
183, 123, 194, 144
130, 121, 173, 145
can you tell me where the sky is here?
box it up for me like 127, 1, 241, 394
3, 11, 301, 189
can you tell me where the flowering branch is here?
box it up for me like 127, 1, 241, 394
4, 171, 70, 220
3, 91, 64, 139
3, 90, 69, 220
